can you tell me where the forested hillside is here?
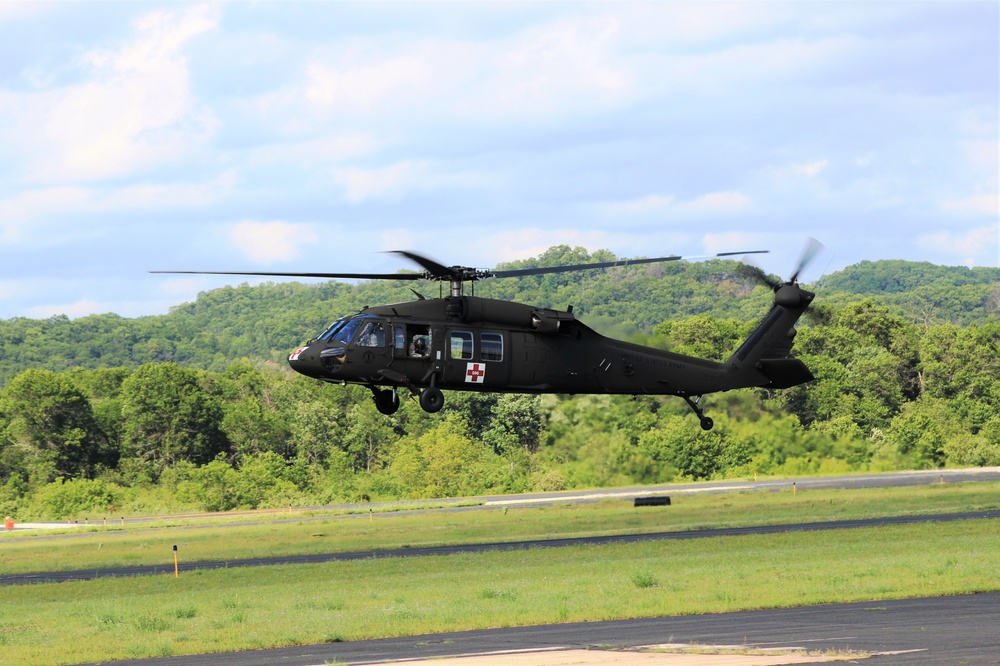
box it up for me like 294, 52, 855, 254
1, 247, 998, 520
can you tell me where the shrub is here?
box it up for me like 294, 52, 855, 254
29, 477, 122, 520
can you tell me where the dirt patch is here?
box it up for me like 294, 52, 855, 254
404, 645, 861, 665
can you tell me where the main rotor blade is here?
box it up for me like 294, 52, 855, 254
488, 250, 769, 279
149, 270, 425, 281
387, 251, 460, 278
151, 249, 771, 284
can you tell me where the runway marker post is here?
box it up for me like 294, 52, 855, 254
173, 545, 179, 578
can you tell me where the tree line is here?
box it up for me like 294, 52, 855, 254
1, 249, 998, 519
2, 248, 996, 385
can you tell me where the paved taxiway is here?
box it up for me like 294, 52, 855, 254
87, 592, 1000, 665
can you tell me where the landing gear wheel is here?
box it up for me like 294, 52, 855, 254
683, 394, 714, 430
372, 388, 400, 415
419, 386, 444, 413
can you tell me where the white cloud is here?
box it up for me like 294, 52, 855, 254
332, 161, 430, 203
600, 194, 675, 216
683, 191, 752, 214
26, 299, 104, 319
230, 221, 319, 264
156, 276, 205, 298
379, 229, 418, 255
468, 17, 631, 116
0, 187, 92, 240
305, 55, 433, 112
4, 3, 219, 183
296, 15, 633, 126
483, 228, 618, 265
0, 174, 233, 242
0, 1, 42, 21
942, 194, 1000, 217
246, 134, 379, 167
621, 3, 786, 45
0, 2, 997, 319
762, 159, 832, 185
597, 191, 750, 218
917, 225, 1000, 266
794, 160, 830, 177
702, 232, 772, 256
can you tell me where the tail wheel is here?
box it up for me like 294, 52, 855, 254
419, 387, 444, 413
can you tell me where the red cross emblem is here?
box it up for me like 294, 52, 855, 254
465, 362, 486, 383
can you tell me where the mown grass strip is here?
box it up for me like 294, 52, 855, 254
1, 519, 998, 665
1, 482, 997, 575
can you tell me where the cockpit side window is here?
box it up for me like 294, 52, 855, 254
356, 321, 386, 347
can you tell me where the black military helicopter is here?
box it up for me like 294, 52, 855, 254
154, 242, 820, 429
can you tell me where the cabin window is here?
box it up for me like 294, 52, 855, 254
480, 332, 503, 362
355, 321, 386, 347
449, 330, 474, 360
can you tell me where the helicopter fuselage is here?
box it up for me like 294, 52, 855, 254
288, 295, 755, 403
156, 245, 818, 428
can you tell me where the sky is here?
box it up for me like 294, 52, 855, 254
0, 1, 997, 320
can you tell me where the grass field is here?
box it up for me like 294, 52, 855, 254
1, 482, 999, 665
2, 481, 998, 575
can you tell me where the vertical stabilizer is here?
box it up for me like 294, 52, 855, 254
726, 283, 815, 390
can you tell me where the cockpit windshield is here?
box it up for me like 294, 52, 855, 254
331, 318, 362, 344
316, 318, 348, 342
316, 316, 370, 345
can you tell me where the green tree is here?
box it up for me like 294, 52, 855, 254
231, 451, 301, 508
481, 394, 543, 454
119, 363, 228, 475
289, 400, 344, 468
0, 369, 107, 483
219, 361, 292, 460
388, 415, 509, 497
175, 455, 238, 511
885, 398, 963, 468
343, 399, 397, 472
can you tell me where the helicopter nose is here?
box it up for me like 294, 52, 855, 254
288, 344, 346, 378
288, 345, 319, 377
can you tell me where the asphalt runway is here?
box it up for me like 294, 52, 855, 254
86, 592, 1000, 665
